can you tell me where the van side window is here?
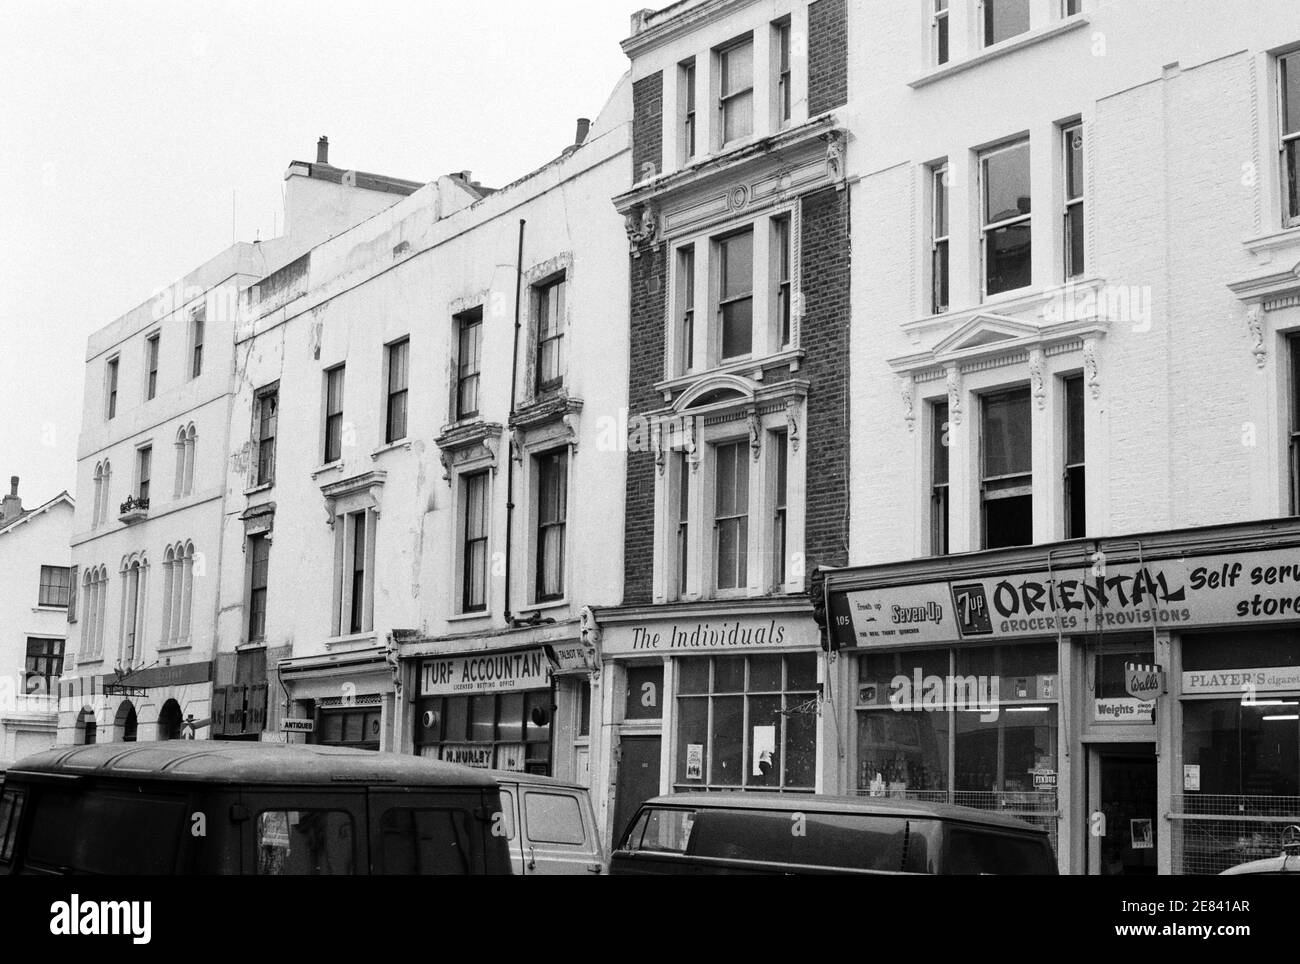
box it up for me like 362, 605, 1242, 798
625, 807, 695, 853
24, 788, 79, 870
523, 792, 584, 846
690, 810, 912, 871
257, 810, 354, 875
944, 827, 1055, 875
0, 789, 24, 862
78, 792, 188, 874
377, 808, 474, 875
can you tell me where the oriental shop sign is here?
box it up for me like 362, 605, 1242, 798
420, 648, 549, 696
830, 547, 1300, 647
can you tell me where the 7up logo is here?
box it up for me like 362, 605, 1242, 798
951, 584, 993, 637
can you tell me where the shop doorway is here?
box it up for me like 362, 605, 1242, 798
1087, 744, 1157, 875
612, 735, 660, 846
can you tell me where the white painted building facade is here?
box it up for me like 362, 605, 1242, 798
60, 144, 424, 746
0, 482, 73, 767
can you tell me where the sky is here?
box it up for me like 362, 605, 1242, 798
0, 0, 632, 504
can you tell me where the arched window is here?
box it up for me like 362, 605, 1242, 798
184, 424, 197, 496
92, 462, 104, 527
173, 428, 186, 498
80, 565, 107, 659
98, 460, 112, 526
179, 541, 194, 643
161, 545, 175, 644
157, 699, 183, 740
115, 700, 137, 742
119, 555, 147, 668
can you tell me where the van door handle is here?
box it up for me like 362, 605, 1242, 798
527, 845, 536, 871
586, 862, 603, 874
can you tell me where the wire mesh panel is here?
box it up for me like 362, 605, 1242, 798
1170, 794, 1300, 875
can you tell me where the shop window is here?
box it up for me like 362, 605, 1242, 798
625, 662, 664, 721
980, 139, 1032, 297
980, 386, 1033, 548
930, 401, 950, 556
416, 691, 552, 775
376, 808, 472, 875
1063, 374, 1085, 538
674, 653, 817, 791
317, 707, 381, 750
256, 810, 354, 875
855, 643, 1060, 848
1091, 639, 1155, 723
983, 0, 1031, 47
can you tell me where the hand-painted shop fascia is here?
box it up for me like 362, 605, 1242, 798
821, 516, 1300, 876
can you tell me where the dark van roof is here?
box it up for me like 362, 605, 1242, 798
638, 792, 1048, 834
7, 742, 510, 788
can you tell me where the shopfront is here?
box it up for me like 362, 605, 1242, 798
57, 661, 214, 744
825, 519, 1300, 875
592, 601, 828, 846
277, 646, 398, 751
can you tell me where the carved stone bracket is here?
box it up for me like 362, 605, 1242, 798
1246, 304, 1267, 369
1029, 348, 1046, 410
822, 130, 846, 189
652, 420, 665, 476
946, 367, 963, 426
1083, 339, 1101, 399
320, 471, 387, 529
748, 408, 762, 461
508, 394, 584, 453
900, 374, 916, 433
578, 606, 603, 683
625, 204, 660, 259
785, 398, 801, 451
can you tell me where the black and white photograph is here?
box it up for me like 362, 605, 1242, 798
1, 0, 1297, 946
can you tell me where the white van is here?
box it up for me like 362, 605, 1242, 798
493, 775, 605, 875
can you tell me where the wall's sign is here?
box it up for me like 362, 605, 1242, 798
829, 548, 1300, 648
420, 648, 548, 696
603, 615, 818, 656
1181, 665, 1300, 695
1124, 663, 1165, 700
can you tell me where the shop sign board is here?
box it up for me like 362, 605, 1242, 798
1124, 663, 1165, 699
1030, 769, 1057, 790
830, 547, 1300, 648
421, 648, 549, 696
1093, 697, 1155, 723
439, 742, 526, 771
1181, 665, 1300, 695
602, 615, 818, 656
281, 718, 314, 733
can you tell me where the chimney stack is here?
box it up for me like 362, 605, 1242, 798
1, 476, 20, 523
317, 136, 329, 165
574, 118, 591, 147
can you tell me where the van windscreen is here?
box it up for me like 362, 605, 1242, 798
690, 809, 911, 871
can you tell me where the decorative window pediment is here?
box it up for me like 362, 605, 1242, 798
1227, 259, 1300, 370
321, 471, 385, 528
508, 393, 583, 455
434, 420, 504, 483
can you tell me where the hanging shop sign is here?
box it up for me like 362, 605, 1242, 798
420, 648, 549, 696
547, 641, 596, 673
829, 547, 1300, 648
281, 718, 314, 733
1124, 663, 1165, 700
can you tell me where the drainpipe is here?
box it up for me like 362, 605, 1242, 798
504, 219, 526, 625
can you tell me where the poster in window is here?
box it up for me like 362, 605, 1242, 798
752, 725, 776, 776
1183, 764, 1200, 791
1130, 818, 1153, 850
685, 743, 704, 780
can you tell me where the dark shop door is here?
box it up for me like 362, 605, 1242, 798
612, 735, 661, 847
1089, 746, 1158, 875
